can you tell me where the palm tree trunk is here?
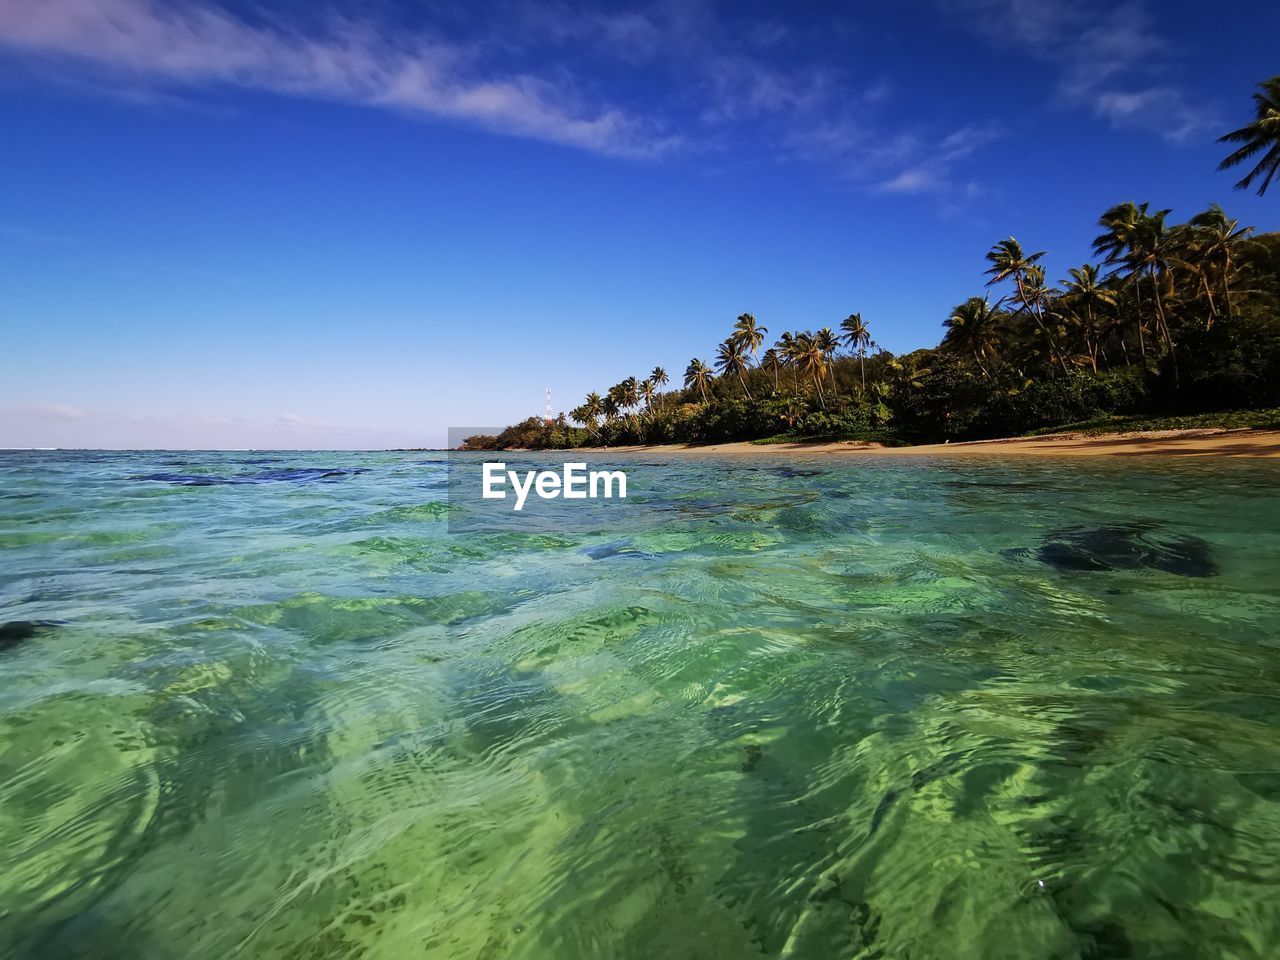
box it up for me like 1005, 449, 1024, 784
1223, 252, 1235, 323
738, 372, 752, 400
860, 349, 866, 391
1018, 274, 1070, 375
1150, 266, 1172, 347
1086, 305, 1098, 373
1132, 273, 1147, 357
1149, 265, 1180, 388
1200, 274, 1219, 329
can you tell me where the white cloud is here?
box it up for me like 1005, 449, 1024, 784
943, 0, 1214, 143
1091, 86, 1210, 143
875, 122, 1002, 196
877, 167, 938, 195
0, 0, 677, 158
0, 1, 1007, 202
488, 0, 947, 190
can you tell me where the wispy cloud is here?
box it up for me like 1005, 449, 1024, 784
482, 0, 991, 197
945, 0, 1214, 143
1091, 86, 1211, 143
0, 0, 678, 158
0, 0, 1006, 200
875, 123, 1003, 195
502, 1, 856, 127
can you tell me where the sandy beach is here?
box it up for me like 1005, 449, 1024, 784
586, 428, 1280, 458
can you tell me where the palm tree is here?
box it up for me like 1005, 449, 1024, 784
1139, 212, 1176, 347
1218, 76, 1280, 196
779, 395, 806, 432
985, 237, 1045, 293
601, 393, 620, 423
649, 366, 669, 410
984, 237, 1069, 373
867, 379, 894, 427
715, 338, 753, 399
605, 383, 628, 427
1169, 221, 1219, 323
775, 333, 799, 391
640, 378, 656, 415
761, 348, 783, 392
684, 358, 712, 403
942, 296, 1000, 378
839, 313, 871, 390
1019, 265, 1057, 317
1103, 205, 1178, 365
618, 376, 642, 432
576, 391, 603, 435
730, 313, 768, 358
570, 395, 603, 442
1093, 202, 1151, 356
1093, 201, 1182, 362
885, 354, 931, 397
620, 376, 640, 411
815, 327, 840, 397
1186, 204, 1254, 324
793, 332, 829, 410
1098, 270, 1135, 367
1061, 264, 1117, 372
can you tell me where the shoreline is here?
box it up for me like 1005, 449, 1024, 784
552, 427, 1280, 458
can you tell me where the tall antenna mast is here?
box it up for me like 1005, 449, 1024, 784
545, 387, 553, 424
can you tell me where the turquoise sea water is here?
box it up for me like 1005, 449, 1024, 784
2, 450, 1279, 959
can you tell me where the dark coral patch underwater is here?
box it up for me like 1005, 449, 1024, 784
0, 620, 62, 652
1004, 523, 1217, 577
130, 467, 370, 486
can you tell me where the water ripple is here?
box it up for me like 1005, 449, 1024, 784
1, 450, 1279, 958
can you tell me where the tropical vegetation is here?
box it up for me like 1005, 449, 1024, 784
463, 78, 1280, 451
1219, 75, 1280, 196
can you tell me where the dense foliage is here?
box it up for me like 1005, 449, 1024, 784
464, 79, 1280, 451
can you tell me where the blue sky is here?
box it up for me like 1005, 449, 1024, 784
1, 0, 1276, 448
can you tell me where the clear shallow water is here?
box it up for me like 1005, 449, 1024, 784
2, 450, 1280, 960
